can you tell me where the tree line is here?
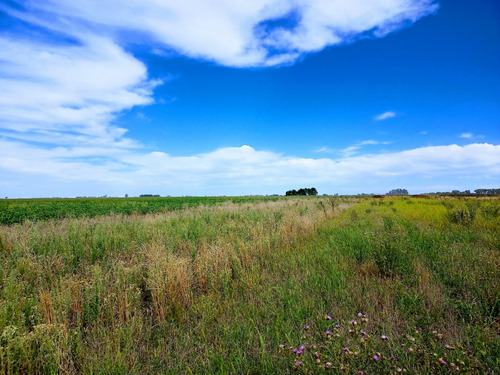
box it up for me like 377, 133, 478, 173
285, 187, 318, 196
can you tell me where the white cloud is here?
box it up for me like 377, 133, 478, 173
341, 139, 391, 156
0, 0, 436, 150
1, 141, 499, 197
0, 35, 160, 147
374, 111, 397, 121
460, 132, 473, 139
313, 146, 335, 153
8, 0, 438, 67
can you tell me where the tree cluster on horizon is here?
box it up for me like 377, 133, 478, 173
285, 187, 318, 196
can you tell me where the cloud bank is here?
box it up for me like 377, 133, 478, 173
1, 142, 499, 197
10, 0, 439, 67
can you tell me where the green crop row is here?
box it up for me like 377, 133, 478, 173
0, 196, 282, 225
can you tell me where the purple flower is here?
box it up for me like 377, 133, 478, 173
293, 348, 298, 353
297, 361, 303, 366
440, 360, 447, 365
335, 324, 341, 329
373, 355, 379, 361
315, 353, 321, 358
325, 364, 330, 370
343, 347, 349, 352
300, 345, 305, 351
358, 312, 363, 317
297, 350, 303, 355
361, 331, 367, 336
381, 335, 390, 342
326, 330, 332, 335
326, 315, 332, 320
304, 325, 310, 330
390, 356, 395, 361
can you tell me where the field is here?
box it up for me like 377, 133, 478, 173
0, 196, 498, 374
0, 196, 280, 225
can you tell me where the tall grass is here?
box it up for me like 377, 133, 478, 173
0, 196, 498, 373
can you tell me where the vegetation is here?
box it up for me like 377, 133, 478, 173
286, 187, 318, 196
0, 195, 498, 374
0, 196, 280, 225
386, 188, 409, 195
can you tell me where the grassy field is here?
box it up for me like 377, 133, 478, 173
0, 196, 281, 225
0, 196, 498, 374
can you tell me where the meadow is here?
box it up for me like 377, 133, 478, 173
0, 196, 498, 374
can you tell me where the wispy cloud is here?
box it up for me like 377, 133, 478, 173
3, 1, 439, 68
313, 146, 335, 154
342, 140, 391, 156
0, 35, 160, 148
374, 111, 397, 121
460, 132, 474, 139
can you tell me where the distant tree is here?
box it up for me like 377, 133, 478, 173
125, 194, 129, 198
285, 187, 318, 196
386, 188, 409, 195
475, 188, 500, 195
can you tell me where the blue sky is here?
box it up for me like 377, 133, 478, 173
0, 0, 499, 197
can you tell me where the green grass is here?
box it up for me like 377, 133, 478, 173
0, 196, 282, 225
0, 196, 498, 373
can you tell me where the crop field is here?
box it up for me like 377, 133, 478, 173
0, 196, 280, 225
0, 196, 498, 374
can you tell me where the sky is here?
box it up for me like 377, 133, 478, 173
0, 0, 499, 197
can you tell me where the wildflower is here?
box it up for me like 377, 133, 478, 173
326, 330, 332, 336
372, 355, 379, 361
297, 350, 303, 355
279, 344, 284, 348
343, 347, 349, 352
293, 348, 298, 354
315, 352, 321, 358
467, 350, 473, 355
300, 345, 306, 351
439, 359, 447, 365
361, 330, 367, 336
444, 344, 455, 350
358, 312, 363, 317
325, 362, 331, 370
297, 361, 304, 366
326, 315, 332, 320
350, 320, 358, 325
390, 356, 395, 361
304, 325, 310, 330
381, 335, 390, 342
335, 324, 341, 329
